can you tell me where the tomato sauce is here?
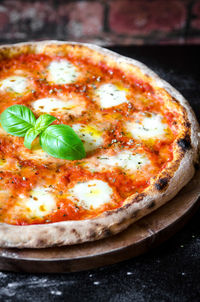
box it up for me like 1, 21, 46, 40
0, 52, 181, 225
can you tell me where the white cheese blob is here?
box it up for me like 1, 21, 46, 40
47, 59, 79, 84
126, 113, 168, 140
20, 187, 57, 218
0, 76, 29, 94
72, 124, 103, 152
95, 83, 128, 108
23, 148, 52, 161
98, 150, 150, 172
32, 97, 71, 113
31, 96, 85, 116
68, 180, 113, 210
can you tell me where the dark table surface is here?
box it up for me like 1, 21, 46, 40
0, 45, 199, 302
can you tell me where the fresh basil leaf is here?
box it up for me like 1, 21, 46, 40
0, 105, 36, 137
24, 114, 57, 149
24, 128, 40, 149
35, 114, 57, 132
40, 125, 86, 160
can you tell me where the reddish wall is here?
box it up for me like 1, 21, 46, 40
0, 0, 200, 45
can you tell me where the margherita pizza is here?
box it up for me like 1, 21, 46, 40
0, 41, 199, 248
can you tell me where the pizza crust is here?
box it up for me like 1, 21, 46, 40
0, 41, 199, 248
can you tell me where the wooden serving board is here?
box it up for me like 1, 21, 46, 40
0, 170, 200, 273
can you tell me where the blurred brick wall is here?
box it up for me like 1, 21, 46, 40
0, 0, 200, 45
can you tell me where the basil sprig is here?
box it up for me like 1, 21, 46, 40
0, 105, 86, 160
24, 114, 57, 149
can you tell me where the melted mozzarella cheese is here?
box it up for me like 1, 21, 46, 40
126, 113, 168, 140
47, 60, 79, 84
68, 180, 113, 210
98, 150, 150, 172
82, 151, 150, 174
0, 76, 29, 94
31, 96, 85, 116
32, 97, 70, 113
25, 148, 52, 161
72, 124, 103, 152
19, 187, 56, 218
95, 84, 128, 108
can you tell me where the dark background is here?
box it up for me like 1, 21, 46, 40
0, 46, 199, 302
0, 0, 200, 46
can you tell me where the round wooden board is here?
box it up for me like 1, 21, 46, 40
0, 170, 200, 273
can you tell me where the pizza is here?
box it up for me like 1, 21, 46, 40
0, 41, 199, 248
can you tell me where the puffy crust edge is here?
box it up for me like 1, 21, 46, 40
0, 40, 199, 248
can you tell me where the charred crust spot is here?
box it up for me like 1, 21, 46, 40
177, 135, 191, 152
155, 177, 168, 191
131, 210, 139, 218
123, 193, 146, 211
185, 121, 191, 128
37, 238, 47, 247
147, 200, 156, 209
135, 193, 146, 203
71, 228, 80, 238
88, 229, 96, 239
58, 226, 65, 233
102, 227, 112, 237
